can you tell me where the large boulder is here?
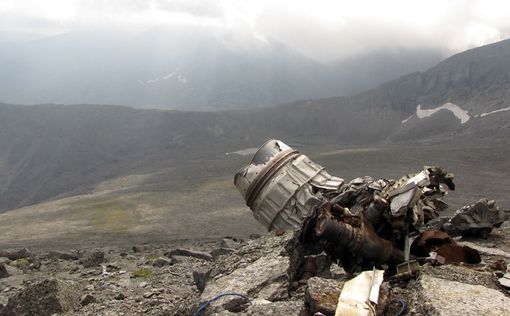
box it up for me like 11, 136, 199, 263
80, 250, 105, 268
0, 249, 32, 260
0, 279, 82, 316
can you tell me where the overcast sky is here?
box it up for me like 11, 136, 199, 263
1, 0, 510, 61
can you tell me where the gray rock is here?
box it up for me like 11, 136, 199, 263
81, 251, 105, 268
220, 238, 240, 249
211, 248, 235, 260
114, 292, 126, 300
312, 254, 333, 278
105, 264, 121, 272
0, 248, 32, 260
0, 263, 8, 279
305, 277, 345, 316
48, 251, 78, 261
152, 257, 173, 267
143, 291, 156, 298
412, 274, 510, 315
256, 280, 289, 302
201, 253, 289, 311
193, 267, 212, 292
80, 293, 96, 306
166, 248, 213, 261
0, 257, 10, 265
246, 300, 306, 316
80, 268, 102, 277
138, 281, 148, 288
1, 279, 81, 316
4, 265, 22, 276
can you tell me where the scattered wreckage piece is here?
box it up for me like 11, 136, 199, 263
499, 272, 510, 290
410, 230, 481, 264
335, 269, 384, 316
235, 139, 479, 275
442, 198, 508, 238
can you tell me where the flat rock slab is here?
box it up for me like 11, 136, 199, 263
201, 253, 289, 310
166, 248, 213, 261
458, 241, 510, 258
246, 300, 305, 316
416, 274, 510, 315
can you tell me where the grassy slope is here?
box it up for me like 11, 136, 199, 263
1, 138, 508, 248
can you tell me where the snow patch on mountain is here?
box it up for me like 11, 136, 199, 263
137, 69, 187, 85
479, 107, 510, 117
416, 103, 470, 124
401, 116, 413, 124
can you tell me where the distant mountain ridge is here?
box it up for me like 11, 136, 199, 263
0, 39, 509, 212
0, 28, 442, 110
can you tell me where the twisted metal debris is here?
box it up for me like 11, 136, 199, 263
235, 139, 507, 276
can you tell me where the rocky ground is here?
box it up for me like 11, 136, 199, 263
1, 225, 510, 316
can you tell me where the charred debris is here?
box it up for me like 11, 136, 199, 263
234, 139, 509, 315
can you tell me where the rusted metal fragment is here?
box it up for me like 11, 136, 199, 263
314, 204, 408, 272
411, 230, 481, 264
443, 198, 508, 238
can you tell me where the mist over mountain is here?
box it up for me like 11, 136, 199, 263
1, 39, 509, 214
0, 28, 444, 110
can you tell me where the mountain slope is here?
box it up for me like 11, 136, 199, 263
0, 28, 443, 110
1, 39, 510, 212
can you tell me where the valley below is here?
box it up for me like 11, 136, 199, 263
1, 137, 508, 249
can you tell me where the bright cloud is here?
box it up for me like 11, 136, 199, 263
1, 0, 509, 61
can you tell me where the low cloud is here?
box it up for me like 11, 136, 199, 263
1, 0, 509, 61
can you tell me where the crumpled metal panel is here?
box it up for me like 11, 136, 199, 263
335, 269, 384, 316
234, 140, 344, 231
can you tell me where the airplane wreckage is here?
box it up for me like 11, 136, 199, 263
234, 140, 509, 315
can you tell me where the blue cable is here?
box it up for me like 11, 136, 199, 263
193, 292, 251, 316
394, 299, 406, 316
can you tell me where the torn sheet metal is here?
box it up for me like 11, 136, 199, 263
335, 269, 384, 316
442, 198, 508, 238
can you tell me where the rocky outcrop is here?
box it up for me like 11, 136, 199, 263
80, 250, 105, 268
409, 275, 510, 315
304, 277, 345, 316
0, 263, 8, 279
0, 279, 81, 316
0, 226, 509, 315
